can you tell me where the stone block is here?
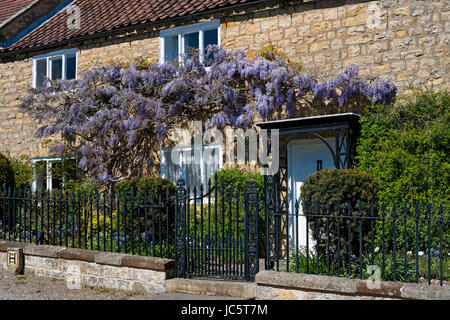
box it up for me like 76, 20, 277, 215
255, 271, 359, 294
400, 283, 450, 300
132, 282, 166, 295
94, 252, 126, 266
304, 11, 323, 24
343, 14, 368, 27
356, 280, 403, 297
0, 241, 26, 252
310, 41, 329, 53
58, 248, 97, 262
23, 244, 65, 258
311, 21, 332, 33
165, 278, 256, 298
25, 255, 60, 269
120, 254, 174, 272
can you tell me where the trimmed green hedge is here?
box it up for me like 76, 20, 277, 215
356, 89, 449, 252
300, 168, 379, 256
356, 89, 449, 206
213, 167, 266, 256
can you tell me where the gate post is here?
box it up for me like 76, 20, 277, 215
264, 174, 278, 270
244, 181, 259, 281
175, 179, 186, 278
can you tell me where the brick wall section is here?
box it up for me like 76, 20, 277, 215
0, 0, 449, 158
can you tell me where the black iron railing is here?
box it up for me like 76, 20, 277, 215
0, 188, 174, 259
0, 182, 448, 285
269, 199, 449, 286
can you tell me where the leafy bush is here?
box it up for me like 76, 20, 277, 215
185, 167, 266, 256
0, 153, 14, 190
115, 176, 176, 245
7, 154, 32, 190
114, 176, 175, 197
216, 167, 268, 256
356, 89, 450, 253
300, 169, 380, 256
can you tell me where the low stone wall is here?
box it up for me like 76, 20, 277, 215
0, 241, 174, 295
255, 270, 450, 300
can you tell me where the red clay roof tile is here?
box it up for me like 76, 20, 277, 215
0, 0, 36, 25
1, 0, 263, 54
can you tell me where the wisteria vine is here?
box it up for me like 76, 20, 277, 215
20, 45, 397, 186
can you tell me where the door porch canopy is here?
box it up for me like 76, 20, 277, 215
255, 112, 361, 170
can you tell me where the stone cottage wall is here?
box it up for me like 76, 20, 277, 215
0, 0, 449, 158
222, 0, 449, 88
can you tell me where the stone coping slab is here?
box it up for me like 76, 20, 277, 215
255, 270, 450, 300
58, 248, 98, 262
121, 254, 174, 272
0, 241, 174, 273
23, 244, 66, 258
165, 278, 256, 299
0, 241, 26, 251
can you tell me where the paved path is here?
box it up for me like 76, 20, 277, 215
0, 270, 244, 300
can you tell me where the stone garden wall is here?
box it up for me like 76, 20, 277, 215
0, 241, 174, 294
254, 270, 450, 300
0, 240, 448, 299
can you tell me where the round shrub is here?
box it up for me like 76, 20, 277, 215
0, 152, 14, 190
300, 169, 380, 257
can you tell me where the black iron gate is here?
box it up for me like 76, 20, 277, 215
174, 177, 259, 281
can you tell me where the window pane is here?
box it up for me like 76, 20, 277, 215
162, 146, 217, 196
34, 161, 47, 191
203, 28, 218, 66
51, 56, 63, 80
203, 146, 220, 186
162, 149, 181, 185
184, 31, 199, 58
35, 59, 47, 88
51, 159, 77, 190
66, 53, 76, 80
164, 35, 179, 63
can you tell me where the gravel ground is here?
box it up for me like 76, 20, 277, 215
0, 271, 160, 300
0, 270, 244, 300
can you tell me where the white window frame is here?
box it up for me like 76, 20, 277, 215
160, 143, 223, 190
159, 20, 221, 65
32, 48, 78, 88
31, 156, 75, 192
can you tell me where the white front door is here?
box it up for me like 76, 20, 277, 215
287, 138, 336, 250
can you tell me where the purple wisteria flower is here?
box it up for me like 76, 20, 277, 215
19, 45, 396, 186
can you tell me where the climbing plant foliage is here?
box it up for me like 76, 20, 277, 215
20, 45, 396, 186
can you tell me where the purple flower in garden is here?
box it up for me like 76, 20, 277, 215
19, 45, 396, 186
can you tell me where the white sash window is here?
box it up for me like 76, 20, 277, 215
160, 144, 222, 195
32, 48, 77, 88
159, 20, 220, 66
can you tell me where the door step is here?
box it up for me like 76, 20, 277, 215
165, 278, 256, 299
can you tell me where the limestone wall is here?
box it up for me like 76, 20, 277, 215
0, 0, 449, 158
0, 241, 174, 294
222, 0, 449, 87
